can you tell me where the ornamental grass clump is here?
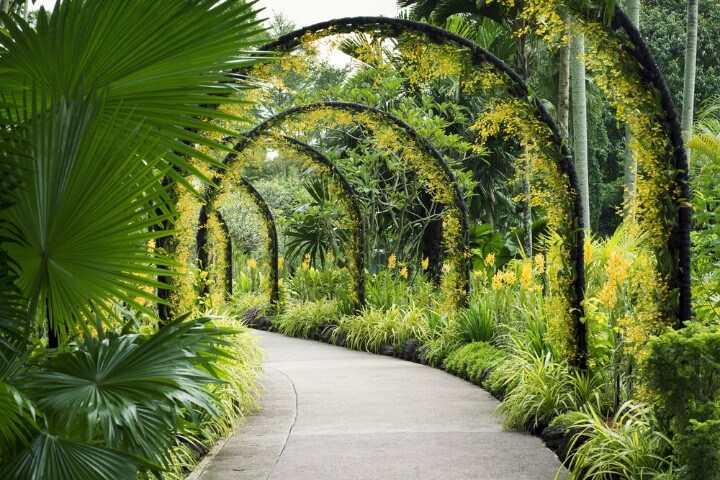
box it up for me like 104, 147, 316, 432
563, 402, 674, 480
332, 305, 429, 353
272, 300, 342, 339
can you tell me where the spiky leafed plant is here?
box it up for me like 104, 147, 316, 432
0, 0, 267, 477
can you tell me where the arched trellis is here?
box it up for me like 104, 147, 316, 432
208, 133, 367, 309
277, 135, 366, 308
253, 12, 693, 358
256, 19, 587, 364
198, 176, 281, 308
225, 101, 473, 305
605, 7, 691, 326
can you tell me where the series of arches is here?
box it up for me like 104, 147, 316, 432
184, 11, 690, 367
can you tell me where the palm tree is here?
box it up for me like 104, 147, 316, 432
571, 27, 590, 230
623, 0, 640, 218
681, 0, 699, 153
0, 0, 265, 476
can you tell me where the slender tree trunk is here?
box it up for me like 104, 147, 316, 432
624, 0, 640, 219
515, 24, 533, 256
681, 0, 699, 155
558, 26, 571, 140
571, 28, 590, 231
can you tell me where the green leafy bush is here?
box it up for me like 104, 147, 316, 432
332, 305, 429, 353
645, 323, 720, 479
455, 299, 496, 343
565, 402, 674, 480
444, 342, 502, 383
272, 300, 341, 338
287, 267, 353, 312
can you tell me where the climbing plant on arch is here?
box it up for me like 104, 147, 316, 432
238, 8, 691, 365
203, 133, 366, 309
222, 101, 472, 308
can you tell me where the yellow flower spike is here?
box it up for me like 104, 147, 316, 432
491, 273, 503, 290
534, 253, 545, 274
278, 257, 284, 269
246, 259, 257, 270
521, 262, 533, 290
400, 267, 408, 279
388, 254, 397, 270
584, 239, 592, 264
421, 257, 429, 270
301, 253, 311, 271
483, 253, 496, 267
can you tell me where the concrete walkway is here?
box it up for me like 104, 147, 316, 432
191, 331, 567, 480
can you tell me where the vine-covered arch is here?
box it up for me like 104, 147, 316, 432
250, 12, 692, 362
214, 132, 367, 309
254, 19, 587, 363
224, 101, 472, 305
199, 176, 281, 308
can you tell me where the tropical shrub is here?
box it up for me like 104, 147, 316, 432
0, 0, 266, 477
645, 323, 720, 480
332, 305, 430, 353
444, 341, 502, 383
272, 300, 342, 338
564, 402, 674, 480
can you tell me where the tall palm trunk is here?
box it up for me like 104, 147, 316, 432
515, 22, 533, 256
558, 25, 571, 140
681, 0, 699, 155
571, 28, 590, 231
623, 0, 640, 219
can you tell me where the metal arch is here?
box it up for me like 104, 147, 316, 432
607, 7, 691, 326
204, 133, 367, 310
278, 135, 366, 309
221, 101, 473, 302
199, 177, 281, 308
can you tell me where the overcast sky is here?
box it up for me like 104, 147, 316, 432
32, 0, 400, 27
254, 0, 398, 28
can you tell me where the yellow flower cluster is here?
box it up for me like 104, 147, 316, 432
387, 253, 397, 270
301, 253, 311, 271
400, 266, 409, 279
484, 253, 496, 267
246, 258, 258, 270
534, 254, 545, 274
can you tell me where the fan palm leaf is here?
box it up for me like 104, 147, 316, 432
0, 0, 268, 183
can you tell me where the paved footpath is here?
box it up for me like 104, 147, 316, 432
190, 330, 567, 480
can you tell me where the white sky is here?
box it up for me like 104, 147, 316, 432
32, 0, 400, 27
254, 0, 399, 29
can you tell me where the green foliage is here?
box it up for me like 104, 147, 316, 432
365, 271, 412, 310
444, 341, 502, 383
549, 410, 588, 429
287, 267, 354, 313
689, 98, 720, 322
284, 175, 348, 269
332, 305, 430, 353
456, 299, 496, 343
565, 402, 674, 480
641, 0, 720, 109
273, 300, 341, 338
0, 1, 267, 477
645, 323, 720, 479
0, 316, 262, 479
496, 352, 611, 431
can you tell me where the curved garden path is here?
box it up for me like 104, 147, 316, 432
190, 331, 567, 480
